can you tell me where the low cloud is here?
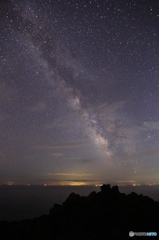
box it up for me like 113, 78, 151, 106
97, 101, 126, 113
119, 125, 147, 137
32, 140, 87, 150
45, 113, 80, 129
144, 121, 159, 131
49, 152, 64, 157
48, 172, 92, 176
28, 101, 47, 112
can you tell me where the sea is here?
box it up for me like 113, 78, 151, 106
0, 185, 159, 222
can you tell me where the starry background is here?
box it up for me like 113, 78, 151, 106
0, 0, 159, 186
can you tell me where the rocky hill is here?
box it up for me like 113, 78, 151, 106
1, 184, 159, 239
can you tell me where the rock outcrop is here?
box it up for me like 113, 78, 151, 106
1, 184, 159, 239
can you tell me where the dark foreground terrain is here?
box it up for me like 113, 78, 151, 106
0, 184, 159, 239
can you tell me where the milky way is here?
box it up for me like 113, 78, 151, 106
0, 0, 159, 185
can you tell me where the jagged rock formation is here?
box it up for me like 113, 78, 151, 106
1, 184, 159, 239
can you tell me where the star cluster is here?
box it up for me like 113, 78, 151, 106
0, 0, 159, 185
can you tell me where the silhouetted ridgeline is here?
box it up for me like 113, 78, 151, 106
1, 184, 159, 239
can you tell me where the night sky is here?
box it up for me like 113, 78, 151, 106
0, 0, 159, 186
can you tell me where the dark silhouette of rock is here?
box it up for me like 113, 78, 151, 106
1, 184, 159, 239
101, 183, 110, 193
